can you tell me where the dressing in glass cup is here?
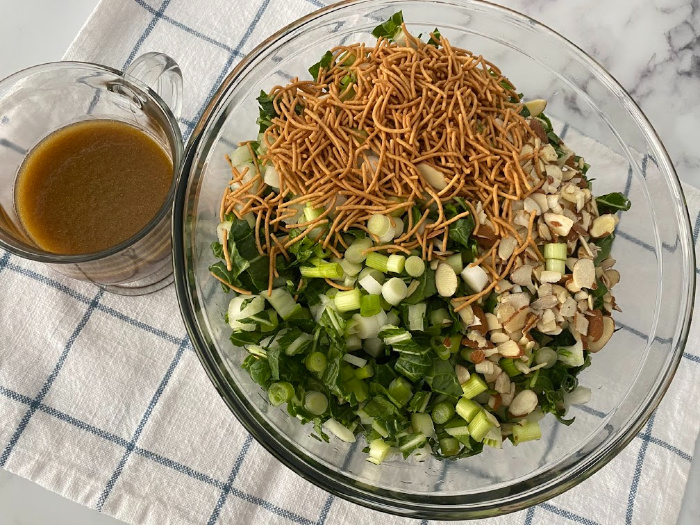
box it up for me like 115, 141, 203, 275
0, 52, 183, 295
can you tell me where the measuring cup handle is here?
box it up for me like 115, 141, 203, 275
125, 52, 183, 120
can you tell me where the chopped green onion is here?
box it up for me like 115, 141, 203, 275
358, 274, 384, 295
360, 294, 382, 317
367, 214, 393, 239
388, 377, 413, 407
398, 433, 427, 457
346, 334, 362, 351
334, 288, 362, 312
411, 412, 435, 438
353, 311, 387, 339
392, 217, 405, 237
386, 254, 406, 274
408, 391, 431, 413
467, 410, 494, 442
512, 421, 542, 444
461, 374, 488, 399
430, 336, 451, 360
268, 381, 295, 406
323, 418, 356, 443
343, 353, 367, 368
443, 418, 470, 437
266, 288, 301, 320
534, 347, 558, 368
345, 377, 369, 402
345, 237, 373, 264
545, 258, 566, 274
499, 358, 522, 378
455, 398, 481, 423
357, 267, 385, 284
429, 308, 452, 326
229, 145, 252, 166
404, 256, 425, 277
382, 277, 408, 305
355, 363, 374, 379
446, 253, 463, 274
284, 332, 313, 355
407, 303, 426, 331
432, 401, 455, 424
372, 419, 389, 438
339, 258, 363, 277
362, 336, 383, 357
300, 263, 344, 279
304, 205, 323, 222
366, 252, 389, 273
544, 243, 567, 260
305, 351, 327, 373
557, 339, 584, 367
461, 265, 489, 293
483, 426, 503, 449
304, 391, 329, 415
367, 438, 392, 464
439, 437, 460, 456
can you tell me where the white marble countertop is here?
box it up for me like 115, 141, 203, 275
0, 0, 698, 523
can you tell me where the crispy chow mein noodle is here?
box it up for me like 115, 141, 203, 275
221, 24, 546, 300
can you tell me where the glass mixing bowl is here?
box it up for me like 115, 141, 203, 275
172, 0, 695, 518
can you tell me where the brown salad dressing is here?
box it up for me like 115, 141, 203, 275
14, 119, 173, 255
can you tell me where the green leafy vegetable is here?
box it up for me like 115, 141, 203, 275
371, 11, 404, 41
596, 192, 631, 214
427, 28, 441, 47
425, 359, 462, 398
256, 90, 278, 133
594, 234, 615, 265
309, 50, 333, 81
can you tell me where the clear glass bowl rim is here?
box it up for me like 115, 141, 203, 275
172, 0, 696, 519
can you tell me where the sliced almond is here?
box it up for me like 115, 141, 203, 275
470, 305, 489, 335
530, 192, 549, 213
604, 269, 620, 288
531, 295, 559, 310
574, 312, 589, 336
544, 212, 574, 237
509, 390, 539, 417
436, 263, 458, 297
587, 310, 604, 341
539, 270, 562, 283
511, 264, 534, 289
490, 331, 510, 344
416, 162, 447, 190
587, 316, 615, 352
473, 225, 498, 248
502, 292, 530, 311
495, 372, 511, 394
497, 339, 522, 358
572, 258, 596, 290
540, 144, 558, 163
590, 214, 619, 238
495, 302, 515, 324
560, 297, 577, 317
485, 312, 501, 331
503, 306, 531, 333
499, 236, 518, 261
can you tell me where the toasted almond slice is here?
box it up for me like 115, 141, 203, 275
509, 390, 539, 417
573, 258, 596, 290
587, 316, 615, 352
503, 306, 531, 333
497, 339, 522, 358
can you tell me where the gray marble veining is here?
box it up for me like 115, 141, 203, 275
493, 0, 700, 187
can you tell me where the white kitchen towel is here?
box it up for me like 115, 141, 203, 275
0, 0, 698, 524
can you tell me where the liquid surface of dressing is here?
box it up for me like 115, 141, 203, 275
15, 119, 173, 255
